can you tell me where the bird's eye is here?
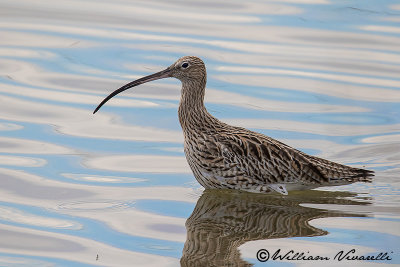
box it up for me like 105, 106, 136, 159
181, 62, 189, 69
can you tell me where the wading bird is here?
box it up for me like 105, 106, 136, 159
94, 56, 373, 195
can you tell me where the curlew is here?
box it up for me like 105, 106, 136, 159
94, 56, 373, 195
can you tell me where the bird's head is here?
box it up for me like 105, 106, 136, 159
169, 56, 206, 82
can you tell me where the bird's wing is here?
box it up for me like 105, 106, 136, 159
209, 129, 330, 186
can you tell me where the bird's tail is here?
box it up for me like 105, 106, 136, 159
306, 154, 374, 183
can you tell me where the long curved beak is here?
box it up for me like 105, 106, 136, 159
93, 67, 172, 114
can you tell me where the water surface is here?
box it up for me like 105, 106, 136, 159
0, 0, 399, 266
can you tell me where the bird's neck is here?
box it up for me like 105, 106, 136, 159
178, 78, 214, 131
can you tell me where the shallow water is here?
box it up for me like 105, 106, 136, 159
0, 0, 399, 266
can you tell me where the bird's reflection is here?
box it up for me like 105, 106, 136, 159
181, 189, 370, 267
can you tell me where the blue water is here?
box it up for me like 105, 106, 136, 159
0, 0, 399, 266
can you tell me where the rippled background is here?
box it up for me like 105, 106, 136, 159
0, 0, 399, 266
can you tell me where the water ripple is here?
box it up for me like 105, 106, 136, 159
0, 0, 399, 265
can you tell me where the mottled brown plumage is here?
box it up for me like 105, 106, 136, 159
94, 56, 374, 194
